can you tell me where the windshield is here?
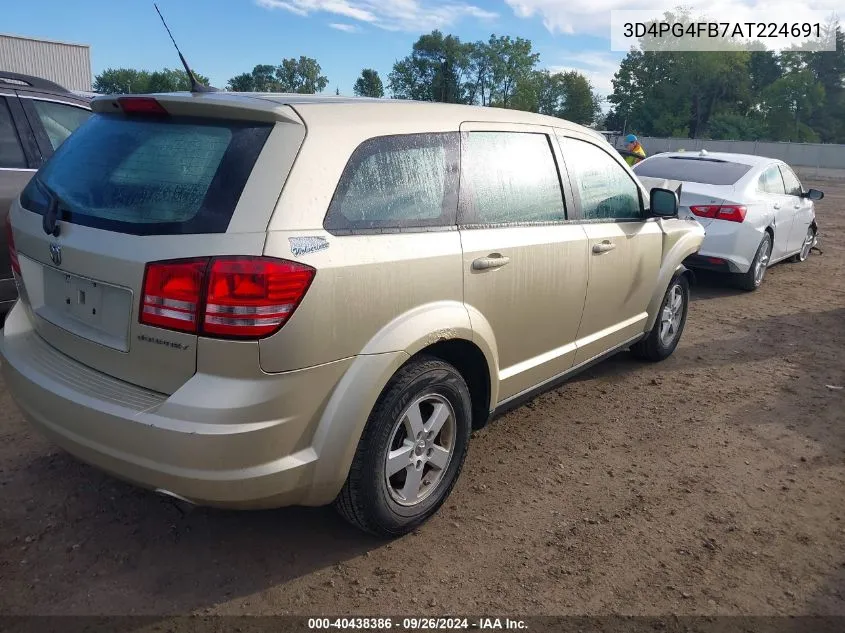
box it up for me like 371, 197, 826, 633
634, 156, 752, 186
20, 113, 272, 235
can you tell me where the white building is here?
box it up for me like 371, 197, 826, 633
0, 33, 92, 92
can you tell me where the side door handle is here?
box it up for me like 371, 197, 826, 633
773, 203, 781, 209
472, 254, 510, 270
592, 241, 616, 254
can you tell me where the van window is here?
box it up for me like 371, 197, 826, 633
0, 98, 26, 168
460, 132, 566, 224
564, 138, 642, 221
324, 133, 459, 233
31, 100, 91, 150
19, 113, 272, 235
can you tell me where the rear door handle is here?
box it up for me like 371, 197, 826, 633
472, 254, 510, 270
773, 203, 781, 209
592, 241, 616, 254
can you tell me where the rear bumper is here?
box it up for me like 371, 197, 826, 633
683, 253, 743, 274
685, 221, 764, 274
0, 301, 369, 509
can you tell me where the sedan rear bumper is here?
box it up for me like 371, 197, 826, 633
686, 220, 765, 274
683, 253, 743, 274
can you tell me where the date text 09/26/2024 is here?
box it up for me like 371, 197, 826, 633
308, 617, 528, 630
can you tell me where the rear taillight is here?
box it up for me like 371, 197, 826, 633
141, 259, 207, 333
117, 97, 168, 116
140, 257, 315, 339
5, 213, 20, 276
690, 205, 747, 223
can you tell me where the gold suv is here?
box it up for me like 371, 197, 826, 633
1, 93, 704, 536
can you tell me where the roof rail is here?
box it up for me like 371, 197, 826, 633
0, 71, 70, 93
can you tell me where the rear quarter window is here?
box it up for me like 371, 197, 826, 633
20, 113, 272, 235
324, 133, 459, 234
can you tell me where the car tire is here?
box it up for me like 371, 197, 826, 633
736, 232, 772, 291
631, 273, 690, 363
335, 356, 472, 537
790, 226, 816, 263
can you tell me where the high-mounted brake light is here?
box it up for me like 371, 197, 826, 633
140, 257, 316, 339
5, 213, 20, 276
117, 97, 169, 116
690, 204, 747, 223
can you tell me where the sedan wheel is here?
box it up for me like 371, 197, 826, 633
793, 226, 816, 263
753, 239, 771, 286
737, 233, 772, 291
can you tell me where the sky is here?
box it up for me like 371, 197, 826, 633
2, 0, 624, 102
2, 0, 841, 106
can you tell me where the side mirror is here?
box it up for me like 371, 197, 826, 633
649, 187, 679, 218
803, 188, 824, 201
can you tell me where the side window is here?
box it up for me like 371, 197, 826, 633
460, 131, 566, 224
564, 137, 642, 220
758, 165, 785, 194
31, 100, 91, 151
779, 165, 803, 197
324, 132, 458, 233
0, 97, 27, 168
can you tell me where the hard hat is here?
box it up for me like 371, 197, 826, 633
625, 134, 638, 143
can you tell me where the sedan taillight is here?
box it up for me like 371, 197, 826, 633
690, 205, 747, 223
140, 257, 315, 339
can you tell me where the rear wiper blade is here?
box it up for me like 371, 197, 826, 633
33, 177, 74, 237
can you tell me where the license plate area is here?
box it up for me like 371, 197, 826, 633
62, 275, 103, 323
37, 265, 134, 352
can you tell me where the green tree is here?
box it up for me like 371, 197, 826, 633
748, 51, 782, 93
276, 56, 329, 93
388, 31, 472, 103
94, 68, 150, 94
227, 60, 327, 94
762, 70, 826, 141
353, 69, 384, 98
94, 67, 211, 94
227, 72, 255, 92
465, 41, 494, 105
558, 71, 600, 124
510, 70, 600, 125
486, 35, 540, 108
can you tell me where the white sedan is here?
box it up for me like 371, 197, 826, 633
633, 150, 823, 290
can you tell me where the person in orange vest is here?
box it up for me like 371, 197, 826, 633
623, 134, 646, 166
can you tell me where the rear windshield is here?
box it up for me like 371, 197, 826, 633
20, 113, 272, 235
634, 156, 752, 186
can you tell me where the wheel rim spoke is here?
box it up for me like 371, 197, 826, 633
403, 402, 425, 439
428, 445, 450, 470
386, 442, 414, 476
425, 402, 450, 437
400, 463, 424, 503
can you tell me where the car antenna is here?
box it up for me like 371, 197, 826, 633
154, 3, 219, 93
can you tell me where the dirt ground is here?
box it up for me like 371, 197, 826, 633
1, 180, 843, 619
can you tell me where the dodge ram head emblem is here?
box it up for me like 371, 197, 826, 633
49, 242, 62, 266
